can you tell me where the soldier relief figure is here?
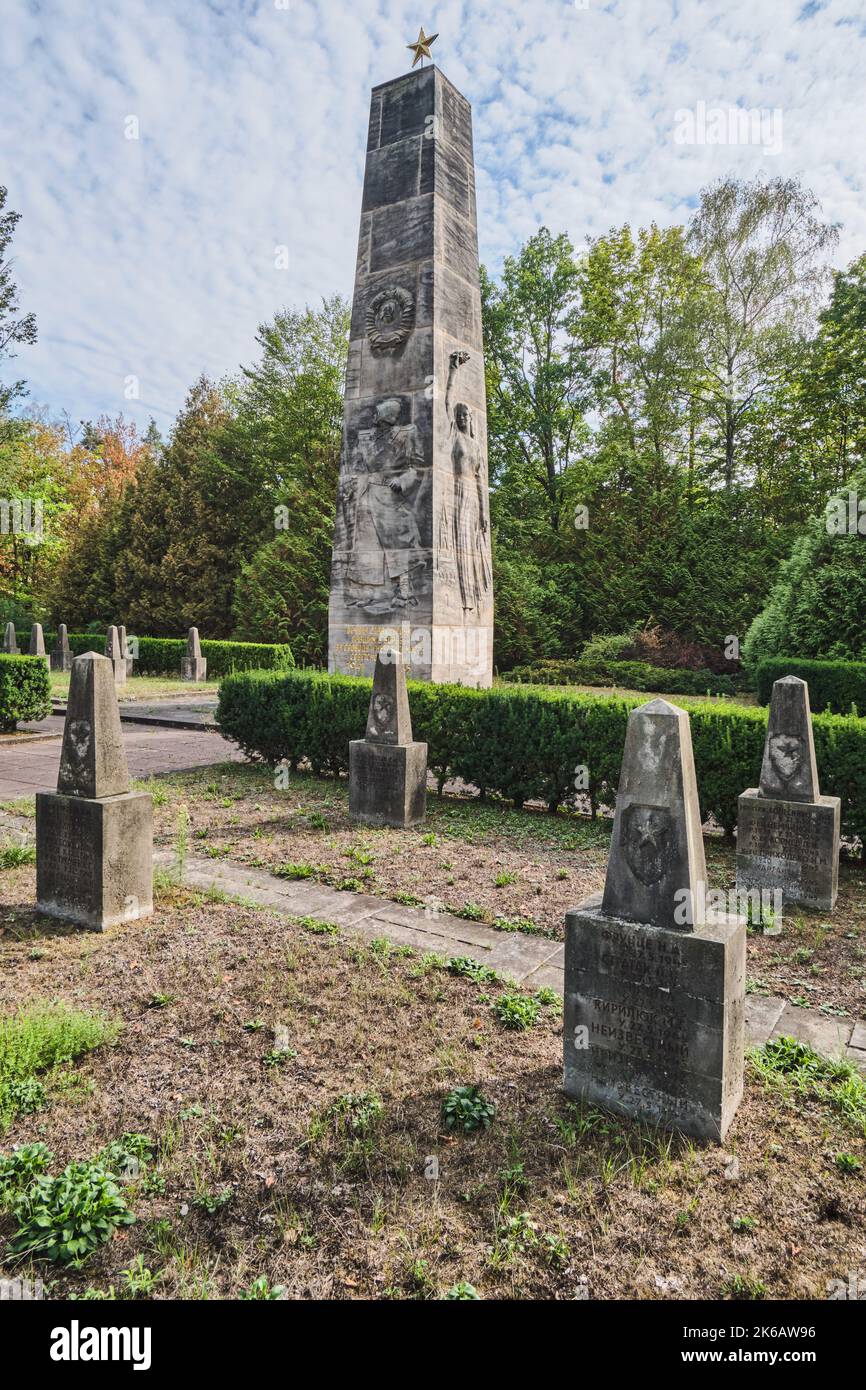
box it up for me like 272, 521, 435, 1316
336, 397, 430, 615
440, 351, 492, 614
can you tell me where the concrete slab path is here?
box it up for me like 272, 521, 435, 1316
160, 852, 866, 1073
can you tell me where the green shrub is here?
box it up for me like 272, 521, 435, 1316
743, 464, 866, 667
578, 630, 638, 664
216, 668, 866, 841
502, 657, 738, 697
0, 654, 51, 730
756, 657, 866, 716
19, 632, 294, 677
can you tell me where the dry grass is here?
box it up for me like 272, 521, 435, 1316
49, 672, 220, 703
142, 762, 866, 1016
0, 864, 863, 1301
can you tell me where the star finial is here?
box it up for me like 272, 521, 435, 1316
406, 26, 438, 68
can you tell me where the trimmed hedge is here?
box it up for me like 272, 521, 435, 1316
502, 658, 739, 698
756, 657, 866, 716
17, 632, 294, 678
0, 655, 52, 731
216, 669, 866, 843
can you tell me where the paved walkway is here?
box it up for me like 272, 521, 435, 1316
49, 697, 219, 730
161, 852, 866, 1073
0, 726, 244, 795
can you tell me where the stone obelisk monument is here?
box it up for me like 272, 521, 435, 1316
328, 41, 493, 687
564, 699, 746, 1142
36, 652, 153, 930
737, 675, 840, 910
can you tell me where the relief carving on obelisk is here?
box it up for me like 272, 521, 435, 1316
436, 350, 491, 614
366, 286, 415, 353
333, 397, 431, 616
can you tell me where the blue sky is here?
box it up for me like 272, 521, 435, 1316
2, 0, 865, 434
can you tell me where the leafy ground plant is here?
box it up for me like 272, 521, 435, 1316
240, 1276, 286, 1300
446, 956, 499, 984
9, 1158, 135, 1266
327, 1091, 383, 1137
491, 990, 541, 1032
99, 1133, 155, 1180
442, 1085, 496, 1134
0, 1141, 53, 1205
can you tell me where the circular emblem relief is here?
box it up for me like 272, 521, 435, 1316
366, 286, 415, 352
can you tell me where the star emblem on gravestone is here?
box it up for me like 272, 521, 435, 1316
371, 692, 396, 734
406, 26, 438, 68
767, 733, 803, 786
621, 804, 674, 886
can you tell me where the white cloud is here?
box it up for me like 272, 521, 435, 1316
1, 0, 864, 432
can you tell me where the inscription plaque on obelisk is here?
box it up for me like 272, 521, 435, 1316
328, 58, 493, 686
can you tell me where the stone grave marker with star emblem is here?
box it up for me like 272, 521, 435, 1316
737, 674, 840, 911
36, 651, 153, 930
563, 698, 746, 1142
349, 646, 427, 827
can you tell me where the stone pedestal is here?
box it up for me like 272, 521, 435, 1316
104, 626, 126, 686
737, 789, 840, 911
51, 624, 73, 672
349, 738, 427, 827
737, 675, 840, 912
181, 627, 207, 682
564, 698, 746, 1143
35, 651, 152, 931
328, 65, 493, 687
2, 622, 19, 655
348, 647, 427, 827
181, 657, 207, 682
564, 895, 745, 1142
35, 791, 153, 931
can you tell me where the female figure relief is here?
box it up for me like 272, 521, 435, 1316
443, 351, 492, 614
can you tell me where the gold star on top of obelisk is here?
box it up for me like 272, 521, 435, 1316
407, 26, 438, 68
